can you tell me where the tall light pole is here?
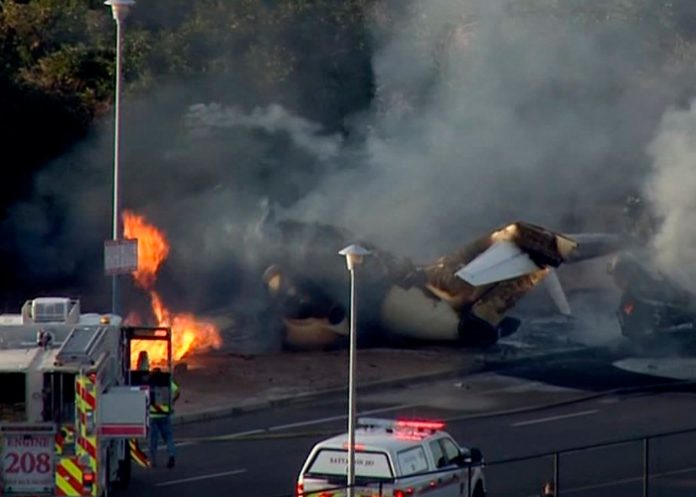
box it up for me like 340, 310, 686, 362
105, 0, 134, 314
338, 244, 371, 497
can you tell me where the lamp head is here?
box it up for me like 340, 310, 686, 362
339, 244, 371, 271
105, 0, 135, 22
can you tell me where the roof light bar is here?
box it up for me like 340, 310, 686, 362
357, 417, 396, 430
395, 420, 445, 431
357, 417, 445, 431
394, 433, 427, 441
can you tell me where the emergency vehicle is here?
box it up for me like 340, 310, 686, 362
297, 418, 486, 497
0, 297, 173, 497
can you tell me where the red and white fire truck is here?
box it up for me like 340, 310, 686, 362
0, 297, 172, 497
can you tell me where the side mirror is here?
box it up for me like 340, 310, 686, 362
469, 447, 483, 465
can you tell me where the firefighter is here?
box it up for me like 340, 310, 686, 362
137, 351, 180, 468
149, 366, 180, 468
136, 350, 150, 371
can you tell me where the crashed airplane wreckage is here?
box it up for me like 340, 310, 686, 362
608, 253, 696, 344
600, 194, 696, 346
257, 217, 621, 350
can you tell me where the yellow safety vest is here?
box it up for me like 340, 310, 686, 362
150, 380, 179, 418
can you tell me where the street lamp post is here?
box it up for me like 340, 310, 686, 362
105, 0, 134, 314
338, 244, 371, 497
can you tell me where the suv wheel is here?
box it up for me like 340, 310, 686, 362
472, 482, 485, 497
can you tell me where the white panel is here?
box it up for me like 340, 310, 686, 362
1, 427, 55, 494
98, 386, 149, 438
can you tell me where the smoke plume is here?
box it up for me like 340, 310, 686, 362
288, 0, 691, 258
3, 0, 696, 314
645, 100, 696, 293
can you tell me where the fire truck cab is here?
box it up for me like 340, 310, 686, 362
0, 297, 165, 497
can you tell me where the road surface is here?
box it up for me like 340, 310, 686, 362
124, 351, 696, 497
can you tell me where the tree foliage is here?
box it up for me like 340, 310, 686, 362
2, 0, 696, 305
1, 0, 696, 214
0, 0, 376, 214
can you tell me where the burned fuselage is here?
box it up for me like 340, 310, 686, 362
262, 264, 349, 349
377, 221, 590, 347
258, 217, 620, 350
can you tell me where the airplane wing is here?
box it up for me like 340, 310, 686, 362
454, 240, 541, 286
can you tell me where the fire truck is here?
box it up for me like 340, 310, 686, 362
0, 297, 173, 497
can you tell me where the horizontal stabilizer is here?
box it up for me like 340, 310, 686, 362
455, 240, 540, 286
544, 269, 572, 315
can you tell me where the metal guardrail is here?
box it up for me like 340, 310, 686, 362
485, 425, 696, 496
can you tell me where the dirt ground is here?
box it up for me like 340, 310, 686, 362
174, 348, 483, 415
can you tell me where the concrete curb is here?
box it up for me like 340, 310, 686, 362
173, 361, 487, 425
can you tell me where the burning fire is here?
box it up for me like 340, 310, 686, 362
123, 211, 169, 289
123, 210, 222, 365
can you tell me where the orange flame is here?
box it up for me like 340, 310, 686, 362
123, 211, 169, 289
122, 210, 222, 365
150, 290, 221, 361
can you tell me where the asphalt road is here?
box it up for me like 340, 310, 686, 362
123, 351, 696, 497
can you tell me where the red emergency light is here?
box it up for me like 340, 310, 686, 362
357, 417, 445, 440
395, 420, 445, 431
394, 433, 428, 441
342, 442, 365, 451
394, 488, 415, 497
83, 471, 95, 486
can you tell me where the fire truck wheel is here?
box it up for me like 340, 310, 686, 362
113, 443, 132, 490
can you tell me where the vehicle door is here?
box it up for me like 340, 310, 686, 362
427, 437, 466, 496
123, 326, 173, 415
395, 445, 431, 496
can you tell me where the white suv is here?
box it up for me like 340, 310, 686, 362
297, 418, 486, 497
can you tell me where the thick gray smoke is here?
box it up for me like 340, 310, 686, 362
645, 100, 696, 293
4, 0, 696, 315
185, 104, 343, 161
287, 0, 690, 258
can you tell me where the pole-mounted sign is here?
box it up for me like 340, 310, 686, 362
104, 239, 138, 275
